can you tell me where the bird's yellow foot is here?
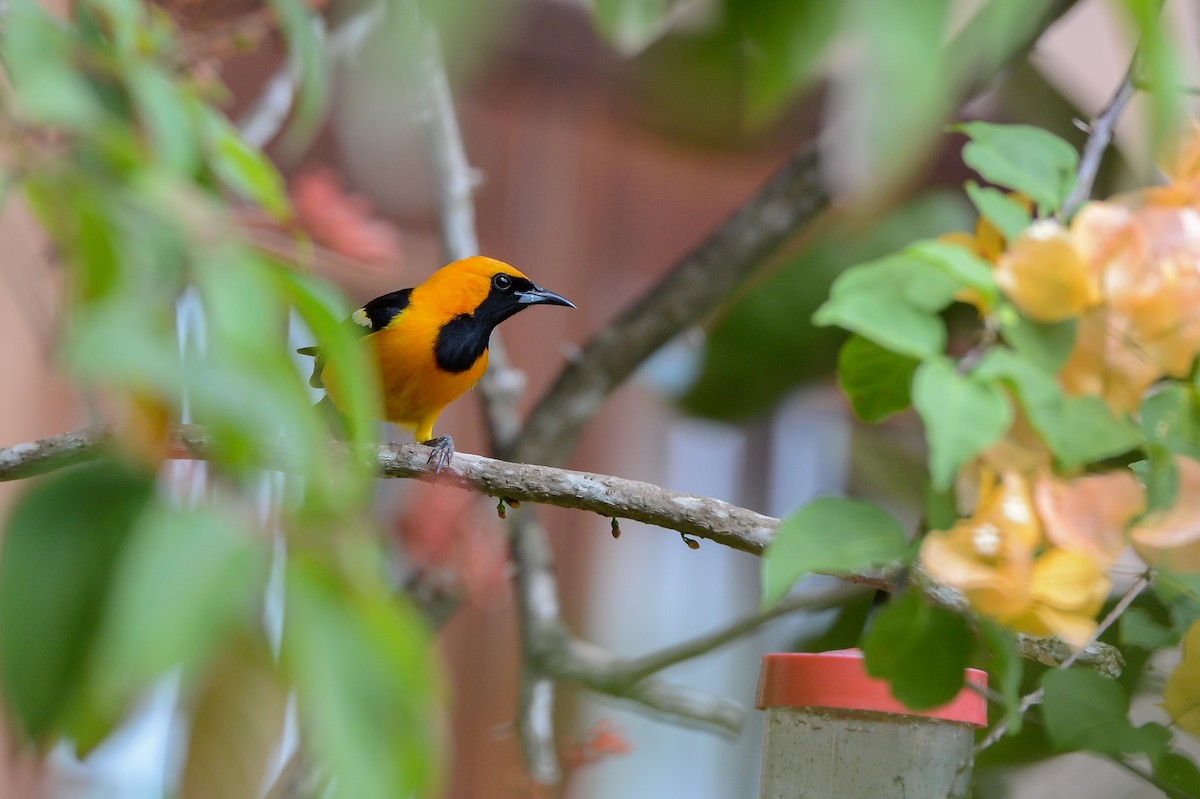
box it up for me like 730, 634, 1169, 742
423, 435, 455, 474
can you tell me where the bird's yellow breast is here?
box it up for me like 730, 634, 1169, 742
370, 306, 488, 439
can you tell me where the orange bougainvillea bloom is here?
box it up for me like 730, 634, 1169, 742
1034, 470, 1145, 567
1005, 548, 1112, 647
922, 470, 1042, 621
921, 469, 1116, 646
993, 220, 1102, 323
1058, 202, 1200, 413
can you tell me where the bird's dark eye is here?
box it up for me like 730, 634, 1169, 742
492, 273, 513, 291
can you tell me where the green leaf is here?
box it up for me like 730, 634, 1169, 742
266, 0, 330, 159
1156, 751, 1200, 795
1054, 396, 1142, 466
955, 121, 1079, 215
90, 503, 269, 703
906, 239, 998, 305
973, 348, 1140, 468
1, 2, 103, 128
728, 0, 838, 130
762, 497, 908, 606
284, 558, 442, 799
1119, 605, 1178, 651
912, 358, 1012, 490
837, 335, 919, 423
1041, 669, 1171, 759
863, 592, 972, 710
979, 620, 1024, 736
179, 634, 289, 799
1133, 446, 1180, 513
1141, 385, 1200, 461
997, 306, 1076, 373
843, 0, 954, 191
203, 111, 289, 219
964, 181, 1032, 242
128, 63, 201, 176
1118, 0, 1183, 156
0, 461, 155, 740
813, 254, 959, 358
682, 192, 971, 421
590, 0, 672, 54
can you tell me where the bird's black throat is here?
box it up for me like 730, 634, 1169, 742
433, 278, 536, 373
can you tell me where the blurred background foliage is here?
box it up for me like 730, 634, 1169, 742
0, 0, 1197, 797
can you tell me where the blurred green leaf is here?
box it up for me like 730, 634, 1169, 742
684, 192, 969, 420
267, 0, 330, 160
973, 348, 1139, 468
863, 591, 971, 710
1133, 446, 1180, 513
955, 121, 1078, 215
203, 111, 290, 219
728, 0, 838, 130
1, 1, 103, 128
1054, 396, 1142, 466
128, 63, 202, 176
837, 335, 919, 423
997, 306, 1075, 373
91, 502, 269, 704
628, 0, 835, 138
0, 461, 155, 740
965, 181, 1032, 241
1119, 605, 1178, 651
979, 620, 1023, 737
813, 255, 957, 358
913, 357, 1012, 490
590, 0, 671, 54
762, 497, 908, 606
1119, 0, 1183, 155
1142, 384, 1200, 461
840, 0, 953, 190
180, 633, 289, 799
284, 558, 443, 799
907, 239, 998, 305
1155, 751, 1200, 795
1042, 669, 1172, 759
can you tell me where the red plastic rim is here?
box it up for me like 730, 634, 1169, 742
756, 649, 988, 727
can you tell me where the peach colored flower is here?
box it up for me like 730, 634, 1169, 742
994, 220, 1101, 323
922, 470, 1115, 646
921, 470, 1041, 622
1059, 203, 1200, 413
1006, 548, 1111, 647
1034, 470, 1145, 567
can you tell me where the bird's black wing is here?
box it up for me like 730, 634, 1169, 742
296, 288, 413, 389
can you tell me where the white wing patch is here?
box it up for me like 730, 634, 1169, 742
351, 308, 372, 329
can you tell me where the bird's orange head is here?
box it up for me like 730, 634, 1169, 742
415, 255, 575, 322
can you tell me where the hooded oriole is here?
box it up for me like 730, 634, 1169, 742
300, 256, 574, 468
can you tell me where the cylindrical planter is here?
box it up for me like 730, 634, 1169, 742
756, 650, 987, 799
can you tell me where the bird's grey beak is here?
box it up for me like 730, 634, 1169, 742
517, 285, 575, 308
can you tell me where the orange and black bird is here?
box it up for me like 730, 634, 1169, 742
299, 256, 574, 469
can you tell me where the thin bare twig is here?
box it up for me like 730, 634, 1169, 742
1059, 58, 1138, 220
